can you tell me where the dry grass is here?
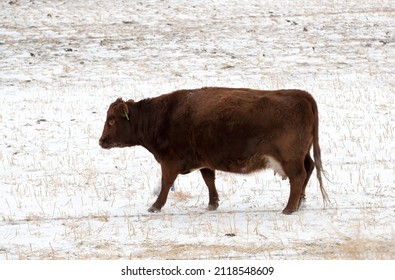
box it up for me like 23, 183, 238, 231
12, 238, 394, 260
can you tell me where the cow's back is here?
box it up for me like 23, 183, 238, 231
183, 87, 311, 126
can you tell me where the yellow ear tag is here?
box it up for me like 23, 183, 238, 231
124, 110, 129, 120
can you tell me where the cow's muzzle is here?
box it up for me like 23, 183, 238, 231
99, 138, 112, 149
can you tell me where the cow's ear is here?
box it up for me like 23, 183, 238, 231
117, 102, 129, 120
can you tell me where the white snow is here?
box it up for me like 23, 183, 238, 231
0, 0, 394, 259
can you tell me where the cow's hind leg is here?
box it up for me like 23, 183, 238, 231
148, 165, 178, 213
200, 168, 219, 211
299, 154, 314, 208
282, 161, 306, 214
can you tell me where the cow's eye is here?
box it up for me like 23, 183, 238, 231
108, 119, 115, 126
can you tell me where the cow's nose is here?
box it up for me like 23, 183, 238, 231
99, 137, 105, 147
99, 137, 112, 149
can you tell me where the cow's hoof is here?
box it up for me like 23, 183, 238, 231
207, 204, 219, 211
148, 205, 161, 213
282, 208, 296, 215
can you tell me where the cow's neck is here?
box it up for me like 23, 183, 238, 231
134, 98, 170, 156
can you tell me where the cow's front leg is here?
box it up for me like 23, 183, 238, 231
148, 164, 178, 213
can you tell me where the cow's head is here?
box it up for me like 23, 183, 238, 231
99, 98, 135, 149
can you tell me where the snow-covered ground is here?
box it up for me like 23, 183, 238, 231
0, 0, 394, 259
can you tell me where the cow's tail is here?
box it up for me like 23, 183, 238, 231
311, 97, 331, 208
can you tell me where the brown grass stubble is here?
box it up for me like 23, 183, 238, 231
16, 238, 393, 260
133, 238, 395, 260
19, 239, 392, 259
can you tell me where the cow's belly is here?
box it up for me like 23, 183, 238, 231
208, 154, 287, 179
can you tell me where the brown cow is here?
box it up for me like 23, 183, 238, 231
99, 87, 329, 214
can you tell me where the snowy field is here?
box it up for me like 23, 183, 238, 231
0, 0, 394, 259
